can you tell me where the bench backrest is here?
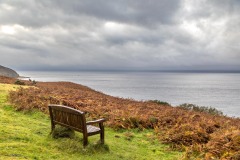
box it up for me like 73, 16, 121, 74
48, 104, 86, 132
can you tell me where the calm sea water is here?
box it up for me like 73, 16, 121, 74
18, 71, 240, 117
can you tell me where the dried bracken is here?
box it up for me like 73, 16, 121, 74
1, 76, 240, 160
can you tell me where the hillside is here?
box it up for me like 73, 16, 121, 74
0, 65, 19, 78
1, 76, 240, 159
0, 83, 181, 160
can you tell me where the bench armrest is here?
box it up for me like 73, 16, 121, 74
86, 118, 106, 125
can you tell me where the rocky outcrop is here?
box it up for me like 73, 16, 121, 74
0, 65, 19, 78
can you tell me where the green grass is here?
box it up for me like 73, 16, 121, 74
0, 83, 182, 160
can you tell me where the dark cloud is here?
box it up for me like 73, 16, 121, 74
0, 0, 239, 71
0, 0, 180, 28
49, 0, 181, 27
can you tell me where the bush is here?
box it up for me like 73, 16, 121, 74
14, 80, 25, 85
148, 100, 171, 106
29, 79, 37, 85
178, 103, 223, 116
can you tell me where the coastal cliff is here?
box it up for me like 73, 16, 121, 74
0, 65, 19, 78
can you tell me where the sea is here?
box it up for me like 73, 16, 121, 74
18, 71, 240, 118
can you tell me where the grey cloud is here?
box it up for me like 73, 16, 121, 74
0, 0, 54, 27
0, 0, 181, 28
0, 0, 239, 71
50, 0, 181, 27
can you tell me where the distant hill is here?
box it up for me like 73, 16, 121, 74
0, 65, 19, 78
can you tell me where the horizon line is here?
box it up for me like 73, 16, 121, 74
17, 69, 240, 73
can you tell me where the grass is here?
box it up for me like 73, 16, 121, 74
0, 83, 182, 160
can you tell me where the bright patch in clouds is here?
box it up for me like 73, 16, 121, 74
0, 25, 16, 35
103, 21, 127, 35
103, 21, 143, 39
180, 21, 204, 39
1, 3, 14, 10
0, 25, 29, 35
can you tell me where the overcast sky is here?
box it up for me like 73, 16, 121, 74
0, 0, 240, 71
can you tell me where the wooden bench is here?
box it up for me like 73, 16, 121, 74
48, 104, 105, 146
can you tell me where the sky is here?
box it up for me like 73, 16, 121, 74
0, 0, 240, 71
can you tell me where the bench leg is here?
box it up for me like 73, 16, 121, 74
83, 134, 88, 147
100, 131, 104, 144
50, 123, 55, 135
100, 124, 104, 144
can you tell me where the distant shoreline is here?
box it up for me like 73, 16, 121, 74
17, 69, 240, 73
18, 76, 30, 79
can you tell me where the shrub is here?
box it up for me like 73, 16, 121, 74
148, 100, 171, 106
178, 103, 223, 116
14, 80, 25, 85
32, 80, 37, 85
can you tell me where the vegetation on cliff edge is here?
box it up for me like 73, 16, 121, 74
1, 76, 240, 159
0, 82, 181, 160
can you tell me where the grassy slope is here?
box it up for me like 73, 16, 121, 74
0, 83, 182, 160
